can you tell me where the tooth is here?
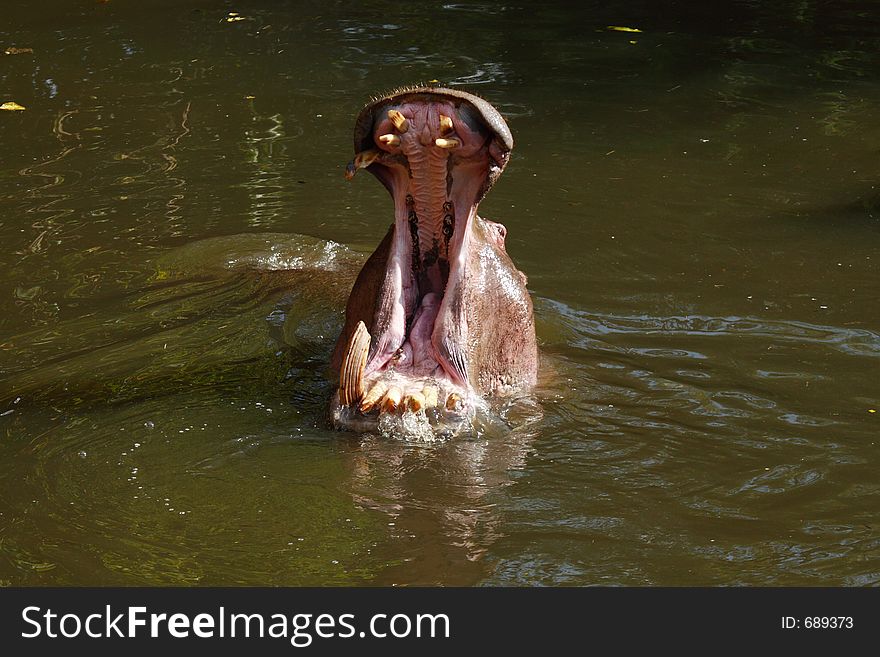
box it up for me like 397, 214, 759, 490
345, 149, 380, 180
338, 321, 370, 406
387, 109, 409, 132
422, 384, 439, 408
359, 380, 389, 413
378, 133, 400, 147
439, 114, 453, 134
446, 392, 462, 411
406, 391, 426, 412
435, 138, 459, 149
382, 386, 403, 412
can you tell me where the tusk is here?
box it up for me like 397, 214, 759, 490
406, 391, 427, 412
345, 149, 380, 180
378, 133, 400, 147
439, 114, 453, 134
338, 321, 370, 406
387, 109, 409, 132
435, 138, 459, 149
382, 386, 403, 413
359, 380, 389, 413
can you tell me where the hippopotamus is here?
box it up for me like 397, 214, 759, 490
330, 86, 538, 432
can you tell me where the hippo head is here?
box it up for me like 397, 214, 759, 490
331, 86, 537, 434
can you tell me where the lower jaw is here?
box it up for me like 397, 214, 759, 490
333, 202, 473, 430
331, 370, 472, 432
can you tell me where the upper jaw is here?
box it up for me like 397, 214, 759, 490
346, 86, 513, 202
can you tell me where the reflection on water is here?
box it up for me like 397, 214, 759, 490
1, 0, 879, 586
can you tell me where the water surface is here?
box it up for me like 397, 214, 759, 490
1, 0, 878, 585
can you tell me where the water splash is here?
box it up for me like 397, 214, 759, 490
377, 409, 442, 442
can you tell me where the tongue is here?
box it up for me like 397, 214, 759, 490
408, 292, 441, 375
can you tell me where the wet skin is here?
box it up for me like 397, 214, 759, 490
330, 87, 538, 431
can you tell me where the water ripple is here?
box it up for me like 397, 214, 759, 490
543, 298, 880, 358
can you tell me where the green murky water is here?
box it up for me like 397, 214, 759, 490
1, 0, 878, 585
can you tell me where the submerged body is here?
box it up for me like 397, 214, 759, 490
331, 86, 538, 432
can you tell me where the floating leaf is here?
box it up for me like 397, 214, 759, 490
607, 25, 642, 33
1, 101, 26, 111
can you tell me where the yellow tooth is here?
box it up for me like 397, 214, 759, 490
378, 133, 400, 147
338, 321, 370, 406
422, 384, 439, 408
387, 109, 409, 132
382, 387, 403, 412
435, 138, 459, 149
345, 149, 380, 180
446, 392, 462, 411
439, 114, 453, 134
406, 391, 426, 412
359, 380, 389, 413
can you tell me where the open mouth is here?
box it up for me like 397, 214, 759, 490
332, 86, 518, 427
